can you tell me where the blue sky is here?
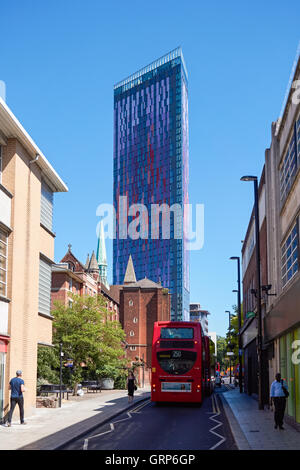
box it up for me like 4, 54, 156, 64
2, 1, 299, 336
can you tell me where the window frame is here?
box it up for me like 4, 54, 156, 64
281, 219, 299, 289
0, 229, 8, 297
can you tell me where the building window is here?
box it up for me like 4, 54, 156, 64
38, 257, 52, 316
40, 180, 54, 231
130, 346, 136, 351
68, 262, 75, 272
133, 317, 138, 323
281, 221, 299, 288
129, 330, 135, 337
0, 229, 7, 297
280, 123, 299, 204
129, 299, 133, 306
69, 277, 72, 292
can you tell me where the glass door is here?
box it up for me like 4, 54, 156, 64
0, 351, 5, 420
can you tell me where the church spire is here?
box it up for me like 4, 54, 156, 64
97, 220, 108, 288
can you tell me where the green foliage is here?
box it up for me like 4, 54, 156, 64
225, 303, 244, 366
216, 336, 227, 370
37, 345, 59, 386
96, 364, 120, 380
51, 294, 126, 389
114, 373, 127, 390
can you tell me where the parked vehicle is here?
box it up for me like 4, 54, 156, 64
215, 376, 222, 387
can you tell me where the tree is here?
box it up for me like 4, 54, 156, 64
52, 294, 126, 392
37, 345, 59, 387
216, 336, 227, 370
226, 303, 244, 367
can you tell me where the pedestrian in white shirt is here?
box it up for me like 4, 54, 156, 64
270, 373, 289, 430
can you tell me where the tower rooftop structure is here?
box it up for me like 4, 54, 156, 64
114, 47, 188, 93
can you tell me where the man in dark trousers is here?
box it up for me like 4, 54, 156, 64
5, 370, 26, 426
270, 373, 288, 430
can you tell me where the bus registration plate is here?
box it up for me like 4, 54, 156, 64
161, 382, 192, 392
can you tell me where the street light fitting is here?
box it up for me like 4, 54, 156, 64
261, 284, 277, 296
241, 175, 258, 182
251, 288, 257, 297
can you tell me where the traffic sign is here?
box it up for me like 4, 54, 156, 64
246, 311, 255, 319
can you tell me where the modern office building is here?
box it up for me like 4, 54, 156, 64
189, 304, 210, 335
208, 332, 217, 356
113, 47, 190, 320
240, 48, 300, 425
264, 51, 300, 427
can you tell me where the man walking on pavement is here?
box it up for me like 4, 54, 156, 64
270, 373, 288, 430
5, 370, 26, 427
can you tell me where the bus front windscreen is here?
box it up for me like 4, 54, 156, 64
160, 328, 194, 339
157, 350, 197, 375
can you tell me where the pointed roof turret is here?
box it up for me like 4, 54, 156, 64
85, 253, 90, 270
89, 250, 99, 272
123, 255, 137, 284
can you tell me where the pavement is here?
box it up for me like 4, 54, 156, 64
220, 386, 300, 450
0, 387, 151, 450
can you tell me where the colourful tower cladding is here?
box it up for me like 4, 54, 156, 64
113, 47, 190, 321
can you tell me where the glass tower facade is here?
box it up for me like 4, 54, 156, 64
113, 47, 190, 321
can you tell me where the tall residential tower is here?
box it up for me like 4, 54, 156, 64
113, 48, 189, 320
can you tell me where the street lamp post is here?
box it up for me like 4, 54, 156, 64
225, 310, 232, 384
59, 343, 63, 408
241, 175, 264, 410
230, 256, 243, 394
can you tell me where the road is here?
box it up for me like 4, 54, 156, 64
62, 384, 237, 450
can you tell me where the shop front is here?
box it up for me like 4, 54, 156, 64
279, 328, 300, 425
241, 317, 258, 396
265, 275, 300, 426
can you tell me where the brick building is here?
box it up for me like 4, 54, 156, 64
118, 256, 171, 385
51, 246, 119, 321
241, 166, 269, 402
0, 97, 67, 420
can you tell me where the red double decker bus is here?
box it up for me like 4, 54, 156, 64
151, 321, 211, 403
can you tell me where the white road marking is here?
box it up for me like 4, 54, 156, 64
82, 400, 151, 450
208, 394, 226, 450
